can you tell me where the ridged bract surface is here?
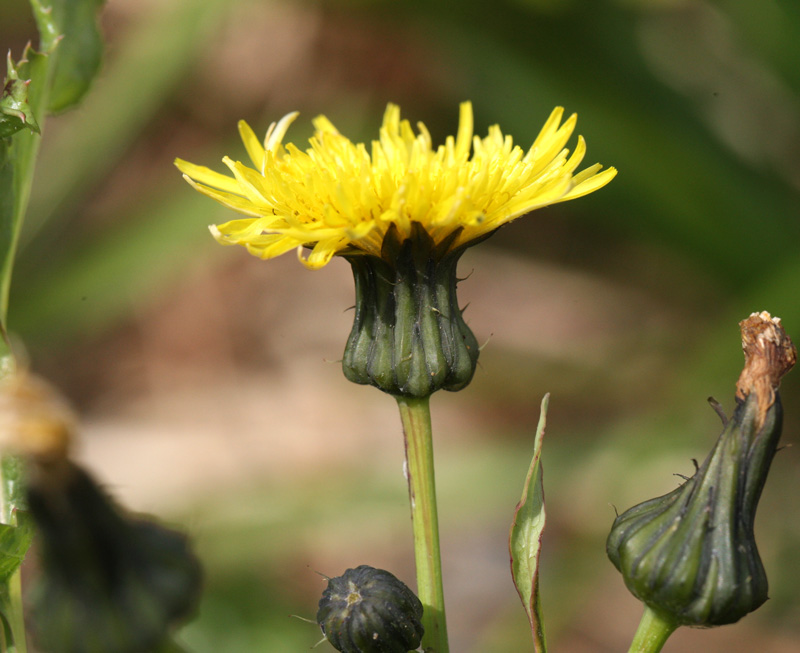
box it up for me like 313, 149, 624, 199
317, 565, 424, 653
607, 393, 781, 626
343, 223, 479, 397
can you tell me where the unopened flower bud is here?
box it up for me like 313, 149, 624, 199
607, 312, 796, 626
343, 223, 480, 398
316, 565, 424, 653
27, 460, 203, 653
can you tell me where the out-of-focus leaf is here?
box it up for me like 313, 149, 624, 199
23, 0, 235, 244
29, 0, 107, 113
405, 0, 800, 290
0, 513, 33, 584
509, 393, 549, 652
0, 457, 33, 649
10, 189, 219, 344
0, 456, 27, 524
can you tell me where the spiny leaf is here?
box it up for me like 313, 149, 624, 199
29, 0, 107, 113
1, 56, 40, 139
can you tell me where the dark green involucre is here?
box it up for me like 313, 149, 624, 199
342, 222, 481, 398
317, 565, 424, 653
607, 392, 781, 626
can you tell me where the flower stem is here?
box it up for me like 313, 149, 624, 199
395, 395, 449, 653
628, 606, 678, 653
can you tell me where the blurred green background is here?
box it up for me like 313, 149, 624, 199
3, 0, 800, 651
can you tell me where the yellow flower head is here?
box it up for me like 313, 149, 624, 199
175, 102, 616, 270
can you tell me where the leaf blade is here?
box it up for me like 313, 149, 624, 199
30, 0, 107, 113
509, 393, 549, 652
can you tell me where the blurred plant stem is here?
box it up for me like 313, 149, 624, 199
627, 607, 677, 653
395, 396, 449, 653
0, 571, 25, 653
0, 10, 54, 653
0, 32, 49, 653
0, 457, 28, 653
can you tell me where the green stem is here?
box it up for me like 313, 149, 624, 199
0, 570, 26, 653
628, 606, 678, 653
395, 395, 449, 653
0, 455, 28, 653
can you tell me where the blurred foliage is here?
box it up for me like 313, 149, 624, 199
2, 0, 800, 650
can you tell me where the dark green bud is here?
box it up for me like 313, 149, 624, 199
316, 565, 424, 653
607, 312, 796, 627
342, 222, 480, 398
26, 461, 203, 653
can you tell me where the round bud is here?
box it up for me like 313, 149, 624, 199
317, 565, 424, 653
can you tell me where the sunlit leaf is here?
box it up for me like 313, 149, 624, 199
509, 393, 549, 652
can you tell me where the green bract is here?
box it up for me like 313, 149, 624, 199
343, 223, 480, 398
608, 312, 796, 629
607, 392, 780, 626
317, 565, 424, 653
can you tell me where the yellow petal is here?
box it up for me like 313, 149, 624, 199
175, 159, 241, 194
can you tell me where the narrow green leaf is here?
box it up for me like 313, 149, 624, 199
509, 393, 549, 652
0, 45, 47, 345
30, 0, 107, 113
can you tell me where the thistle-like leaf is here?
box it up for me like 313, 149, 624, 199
29, 0, 107, 113
1, 56, 40, 139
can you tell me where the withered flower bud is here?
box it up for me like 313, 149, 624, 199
607, 312, 796, 626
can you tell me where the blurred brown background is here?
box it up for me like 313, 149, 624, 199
3, 0, 800, 650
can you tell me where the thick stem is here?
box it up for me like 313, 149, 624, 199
628, 606, 678, 653
395, 395, 449, 653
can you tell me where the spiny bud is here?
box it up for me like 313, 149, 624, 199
607, 312, 796, 626
316, 565, 424, 653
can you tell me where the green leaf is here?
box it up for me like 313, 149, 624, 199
29, 0, 107, 113
0, 513, 33, 584
0, 46, 48, 344
1, 456, 27, 524
0, 0, 105, 343
509, 393, 549, 652
1, 57, 40, 139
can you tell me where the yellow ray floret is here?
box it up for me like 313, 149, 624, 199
175, 102, 616, 269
